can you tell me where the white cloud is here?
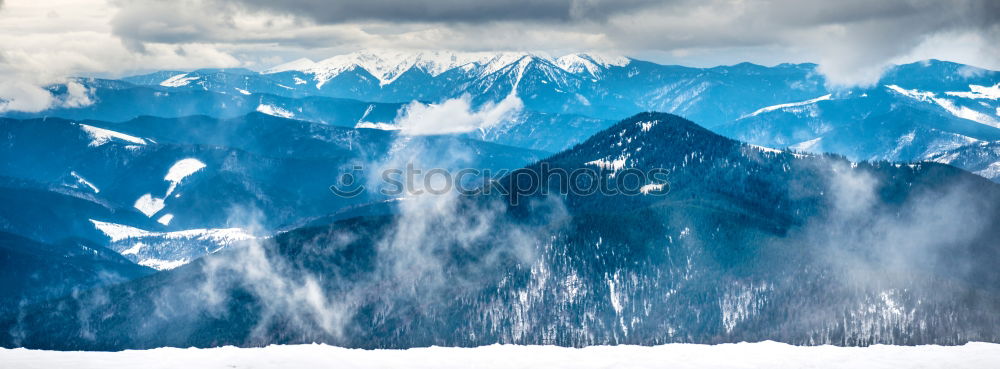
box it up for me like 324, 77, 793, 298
0, 0, 242, 112
394, 94, 524, 136
0, 82, 55, 113
61, 81, 95, 108
895, 30, 1000, 73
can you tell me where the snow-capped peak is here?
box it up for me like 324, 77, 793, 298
306, 50, 498, 87
468, 52, 542, 77
263, 50, 630, 88
555, 53, 630, 77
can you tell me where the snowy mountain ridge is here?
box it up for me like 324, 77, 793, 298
262, 50, 631, 86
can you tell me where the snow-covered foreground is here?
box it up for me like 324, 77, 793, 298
3, 342, 999, 369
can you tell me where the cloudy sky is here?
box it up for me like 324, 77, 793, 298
0, 0, 998, 105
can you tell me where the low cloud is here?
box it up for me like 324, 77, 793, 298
359, 111, 566, 321
0, 82, 55, 113
165, 111, 561, 343
394, 94, 523, 136
800, 160, 992, 305
194, 234, 353, 340
0, 81, 95, 113
61, 81, 95, 108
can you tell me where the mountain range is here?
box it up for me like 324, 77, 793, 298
1, 50, 999, 350
3, 112, 999, 349
7, 52, 998, 179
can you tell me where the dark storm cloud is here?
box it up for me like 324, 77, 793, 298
216, 0, 1000, 31
225, 0, 660, 23
106, 0, 662, 49
108, 0, 1000, 48
99, 0, 1000, 86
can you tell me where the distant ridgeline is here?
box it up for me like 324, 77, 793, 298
3, 113, 999, 349
5, 53, 999, 176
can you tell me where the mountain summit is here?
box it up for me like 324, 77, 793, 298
261, 50, 631, 86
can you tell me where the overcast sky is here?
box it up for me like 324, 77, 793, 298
0, 0, 998, 108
